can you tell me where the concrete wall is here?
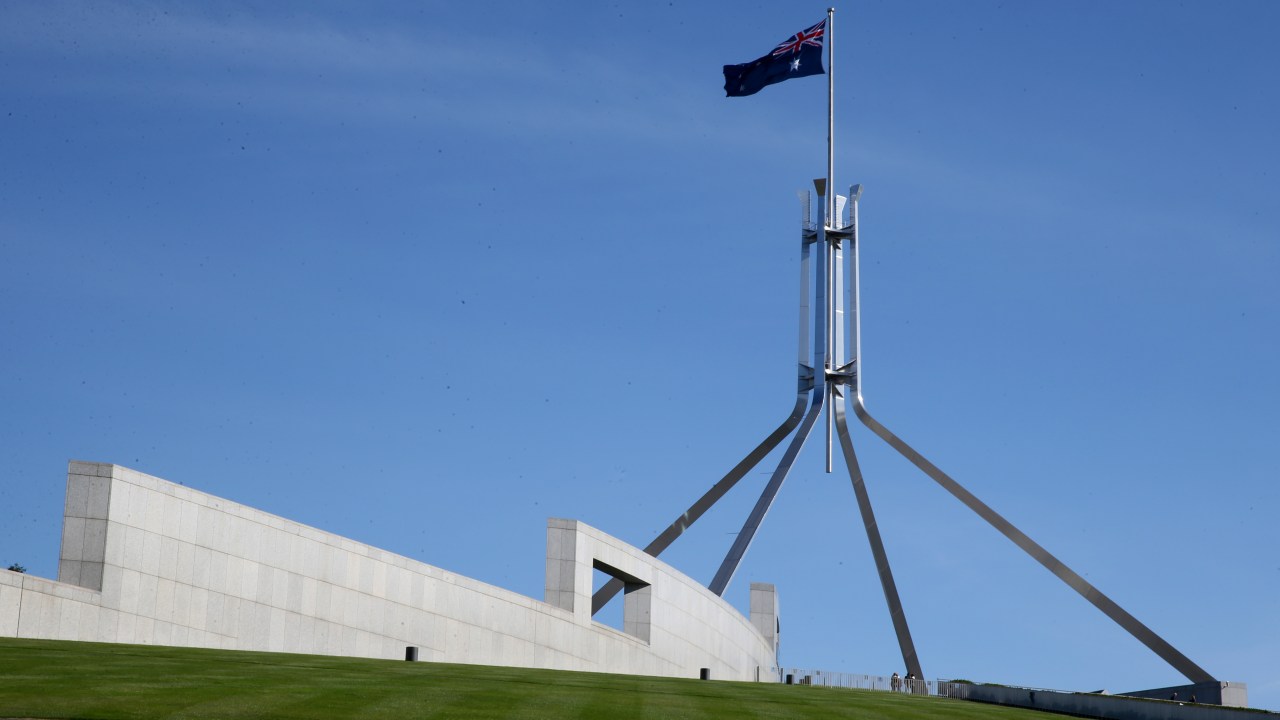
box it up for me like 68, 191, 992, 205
945, 682, 1257, 720
1121, 683, 1250, 708
749, 582, 780, 663
1, 462, 778, 681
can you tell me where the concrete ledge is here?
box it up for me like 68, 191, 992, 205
1122, 683, 1250, 709
946, 682, 1264, 720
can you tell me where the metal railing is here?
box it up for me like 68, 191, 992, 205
777, 668, 952, 697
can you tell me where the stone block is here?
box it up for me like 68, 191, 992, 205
196, 505, 215, 547
102, 524, 124, 567
173, 583, 192, 624
179, 501, 199, 543
357, 557, 375, 594
65, 475, 91, 518
127, 484, 148, 527
118, 569, 141, 614
254, 564, 273, 605
285, 572, 303, 613
95, 607, 119, 643
223, 596, 242, 640
141, 532, 161, 575
153, 619, 173, 646
144, 491, 165, 534
86, 475, 112, 519
623, 584, 652, 643
0, 583, 20, 636
191, 546, 211, 588
215, 516, 238, 560
206, 592, 225, 634
284, 611, 303, 653
154, 578, 176, 622
106, 480, 130, 523
117, 612, 137, 644
208, 551, 228, 593
137, 573, 158, 618
122, 525, 144, 570
161, 494, 181, 538
371, 562, 388, 599
158, 537, 179, 581
68, 461, 111, 478
80, 562, 104, 591
237, 560, 258, 602
83, 519, 108, 564
175, 541, 195, 585
135, 616, 154, 644
58, 559, 83, 587
224, 555, 243, 597
60, 516, 87, 562
267, 607, 286, 651
100, 564, 122, 599
188, 587, 209, 630
270, 568, 288, 609
300, 577, 317, 617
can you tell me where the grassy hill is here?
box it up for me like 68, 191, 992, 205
0, 637, 1056, 720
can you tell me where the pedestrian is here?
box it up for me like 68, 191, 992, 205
891, 671, 901, 692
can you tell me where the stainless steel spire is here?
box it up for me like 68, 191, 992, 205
592, 6, 1215, 685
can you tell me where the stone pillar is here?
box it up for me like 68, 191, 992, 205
544, 519, 589, 621
750, 582, 780, 663
622, 582, 652, 642
58, 462, 113, 590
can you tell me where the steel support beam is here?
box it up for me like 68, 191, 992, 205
591, 396, 806, 613
853, 399, 1216, 684
833, 385, 923, 678
709, 392, 824, 596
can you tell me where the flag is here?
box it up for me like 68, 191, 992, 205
723, 19, 826, 97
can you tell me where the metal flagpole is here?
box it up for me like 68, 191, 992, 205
827, 7, 835, 231
825, 6, 836, 473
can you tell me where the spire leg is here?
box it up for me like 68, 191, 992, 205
592, 396, 807, 613
709, 389, 825, 596
853, 399, 1216, 684
833, 385, 923, 678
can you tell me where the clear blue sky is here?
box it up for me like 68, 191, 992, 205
3, 0, 1278, 709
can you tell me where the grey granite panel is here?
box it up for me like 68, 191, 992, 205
60, 517, 86, 562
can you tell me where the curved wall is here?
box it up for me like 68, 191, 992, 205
0, 462, 778, 681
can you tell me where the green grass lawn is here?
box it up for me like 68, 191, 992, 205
0, 637, 1052, 720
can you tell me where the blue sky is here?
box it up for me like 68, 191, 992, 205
3, 0, 1278, 709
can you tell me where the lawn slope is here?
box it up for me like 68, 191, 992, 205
0, 638, 1052, 720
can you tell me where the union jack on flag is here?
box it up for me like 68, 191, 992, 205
771, 20, 825, 57
723, 18, 826, 97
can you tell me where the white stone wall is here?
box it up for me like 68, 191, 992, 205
750, 582, 780, 661
1, 462, 778, 681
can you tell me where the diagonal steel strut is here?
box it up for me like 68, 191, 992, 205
709, 390, 825, 596
853, 399, 1216, 684
591, 396, 806, 613
832, 383, 923, 679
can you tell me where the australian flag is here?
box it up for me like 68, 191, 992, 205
723, 19, 826, 97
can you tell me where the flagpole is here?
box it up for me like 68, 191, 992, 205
827, 6, 835, 230
825, 6, 836, 472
